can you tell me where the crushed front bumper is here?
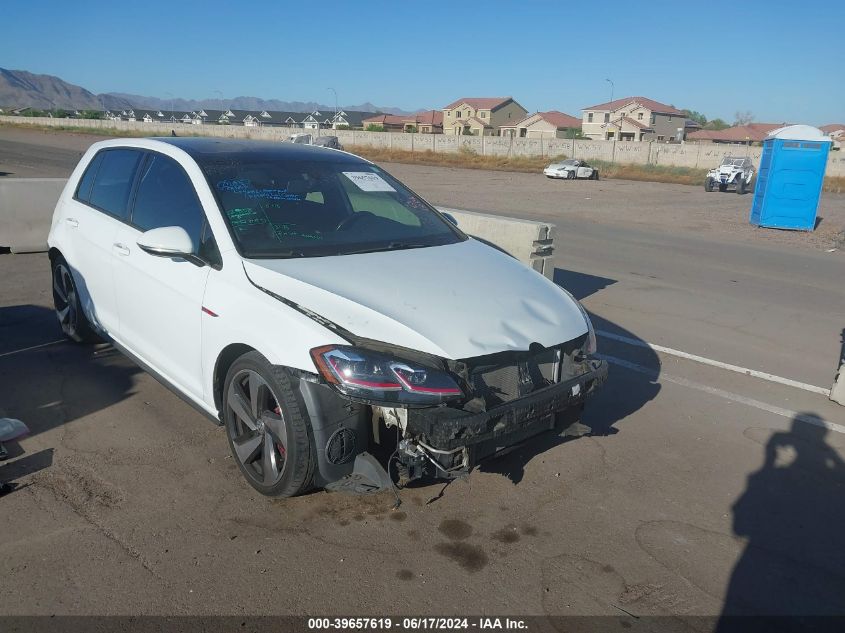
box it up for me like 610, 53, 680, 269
405, 358, 607, 459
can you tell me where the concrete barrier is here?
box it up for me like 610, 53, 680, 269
0, 178, 66, 252
437, 207, 555, 278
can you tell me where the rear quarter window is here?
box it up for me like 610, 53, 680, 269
87, 149, 144, 220
74, 152, 105, 203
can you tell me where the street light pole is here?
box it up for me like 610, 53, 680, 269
327, 87, 338, 128
605, 78, 615, 140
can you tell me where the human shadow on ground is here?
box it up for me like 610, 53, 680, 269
717, 413, 845, 632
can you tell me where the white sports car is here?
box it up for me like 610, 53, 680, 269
543, 159, 599, 180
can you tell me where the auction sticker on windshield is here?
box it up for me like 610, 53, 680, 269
342, 171, 396, 192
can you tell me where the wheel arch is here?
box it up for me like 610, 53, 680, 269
213, 343, 257, 418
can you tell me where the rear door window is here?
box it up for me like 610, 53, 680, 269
75, 152, 105, 203
130, 153, 207, 254
88, 149, 144, 220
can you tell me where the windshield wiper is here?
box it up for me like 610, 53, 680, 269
339, 242, 431, 256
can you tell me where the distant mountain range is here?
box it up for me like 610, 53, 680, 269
0, 68, 418, 115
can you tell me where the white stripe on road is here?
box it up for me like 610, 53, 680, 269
0, 339, 66, 358
598, 353, 845, 435
596, 329, 831, 397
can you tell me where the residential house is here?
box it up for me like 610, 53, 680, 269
581, 97, 687, 141
331, 110, 377, 129
362, 113, 406, 131
442, 97, 527, 136
301, 111, 335, 130
402, 110, 443, 134
821, 123, 844, 140
499, 111, 581, 139
687, 123, 791, 145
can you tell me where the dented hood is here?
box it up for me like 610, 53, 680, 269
243, 238, 587, 360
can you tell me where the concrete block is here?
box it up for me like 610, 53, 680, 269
832, 362, 845, 406
437, 207, 555, 279
0, 178, 67, 252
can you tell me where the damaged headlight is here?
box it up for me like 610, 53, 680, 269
559, 289, 597, 355
310, 345, 464, 405
576, 301, 598, 355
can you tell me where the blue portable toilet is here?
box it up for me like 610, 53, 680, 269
749, 125, 831, 231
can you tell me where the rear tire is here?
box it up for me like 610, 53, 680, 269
705, 177, 714, 192
718, 183, 727, 192
567, 170, 576, 180
51, 254, 99, 343
593, 170, 600, 180
223, 351, 315, 497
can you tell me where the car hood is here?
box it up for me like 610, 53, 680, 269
243, 239, 587, 360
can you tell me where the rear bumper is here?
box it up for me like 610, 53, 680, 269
406, 358, 607, 452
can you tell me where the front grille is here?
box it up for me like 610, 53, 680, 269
468, 347, 560, 409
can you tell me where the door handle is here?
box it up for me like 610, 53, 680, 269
65, 218, 79, 228
113, 242, 130, 256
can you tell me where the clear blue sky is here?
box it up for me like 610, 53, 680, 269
2, 0, 842, 124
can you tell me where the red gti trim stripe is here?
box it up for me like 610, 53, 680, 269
346, 378, 402, 389
201, 307, 219, 317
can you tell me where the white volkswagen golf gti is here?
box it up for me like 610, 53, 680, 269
48, 137, 606, 497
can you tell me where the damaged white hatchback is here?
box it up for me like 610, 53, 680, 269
48, 138, 607, 497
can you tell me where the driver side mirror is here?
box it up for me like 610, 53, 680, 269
137, 226, 198, 263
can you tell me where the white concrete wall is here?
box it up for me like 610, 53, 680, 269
3, 116, 844, 177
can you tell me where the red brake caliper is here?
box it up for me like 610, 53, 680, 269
274, 406, 286, 457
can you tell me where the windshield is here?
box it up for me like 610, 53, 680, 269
198, 158, 464, 258
558, 159, 577, 166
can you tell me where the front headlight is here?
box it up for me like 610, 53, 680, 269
310, 345, 464, 405
559, 289, 597, 355
575, 300, 598, 355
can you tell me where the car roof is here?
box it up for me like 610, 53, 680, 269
151, 137, 364, 164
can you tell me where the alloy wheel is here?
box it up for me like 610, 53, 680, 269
53, 263, 79, 337
226, 369, 288, 487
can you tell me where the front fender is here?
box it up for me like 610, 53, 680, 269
200, 259, 347, 407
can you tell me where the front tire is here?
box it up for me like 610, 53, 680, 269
51, 254, 99, 343
705, 177, 714, 192
718, 183, 727, 192
567, 170, 576, 180
223, 351, 315, 497
736, 178, 747, 195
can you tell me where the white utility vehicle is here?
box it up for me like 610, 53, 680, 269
705, 156, 754, 194
543, 159, 599, 180
47, 138, 606, 497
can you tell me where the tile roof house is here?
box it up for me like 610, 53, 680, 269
821, 123, 845, 140
687, 123, 791, 144
500, 111, 582, 139
362, 113, 407, 131
582, 97, 686, 142
442, 97, 527, 136
402, 110, 443, 134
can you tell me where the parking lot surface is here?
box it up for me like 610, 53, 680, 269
1, 128, 844, 622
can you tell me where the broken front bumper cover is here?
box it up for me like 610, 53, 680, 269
406, 358, 608, 451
